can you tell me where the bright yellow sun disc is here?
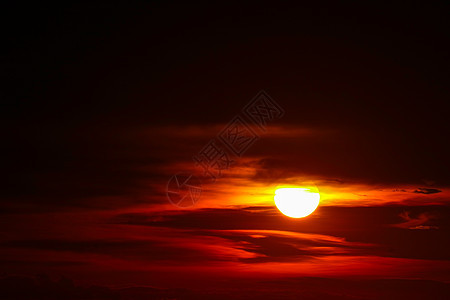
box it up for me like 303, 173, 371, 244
274, 188, 320, 218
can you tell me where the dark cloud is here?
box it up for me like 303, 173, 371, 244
0, 237, 252, 264
0, 231, 371, 265
2, 1, 450, 215
413, 188, 442, 194
196, 230, 377, 263
113, 206, 450, 261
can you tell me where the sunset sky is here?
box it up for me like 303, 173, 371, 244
2, 2, 450, 299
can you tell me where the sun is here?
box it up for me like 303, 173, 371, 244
274, 187, 320, 218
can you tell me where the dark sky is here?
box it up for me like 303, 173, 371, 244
1, 2, 450, 299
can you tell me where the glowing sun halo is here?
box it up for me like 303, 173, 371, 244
274, 188, 320, 218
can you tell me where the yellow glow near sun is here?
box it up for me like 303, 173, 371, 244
274, 187, 320, 218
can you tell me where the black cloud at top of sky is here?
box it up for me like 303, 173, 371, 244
1, 2, 450, 210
